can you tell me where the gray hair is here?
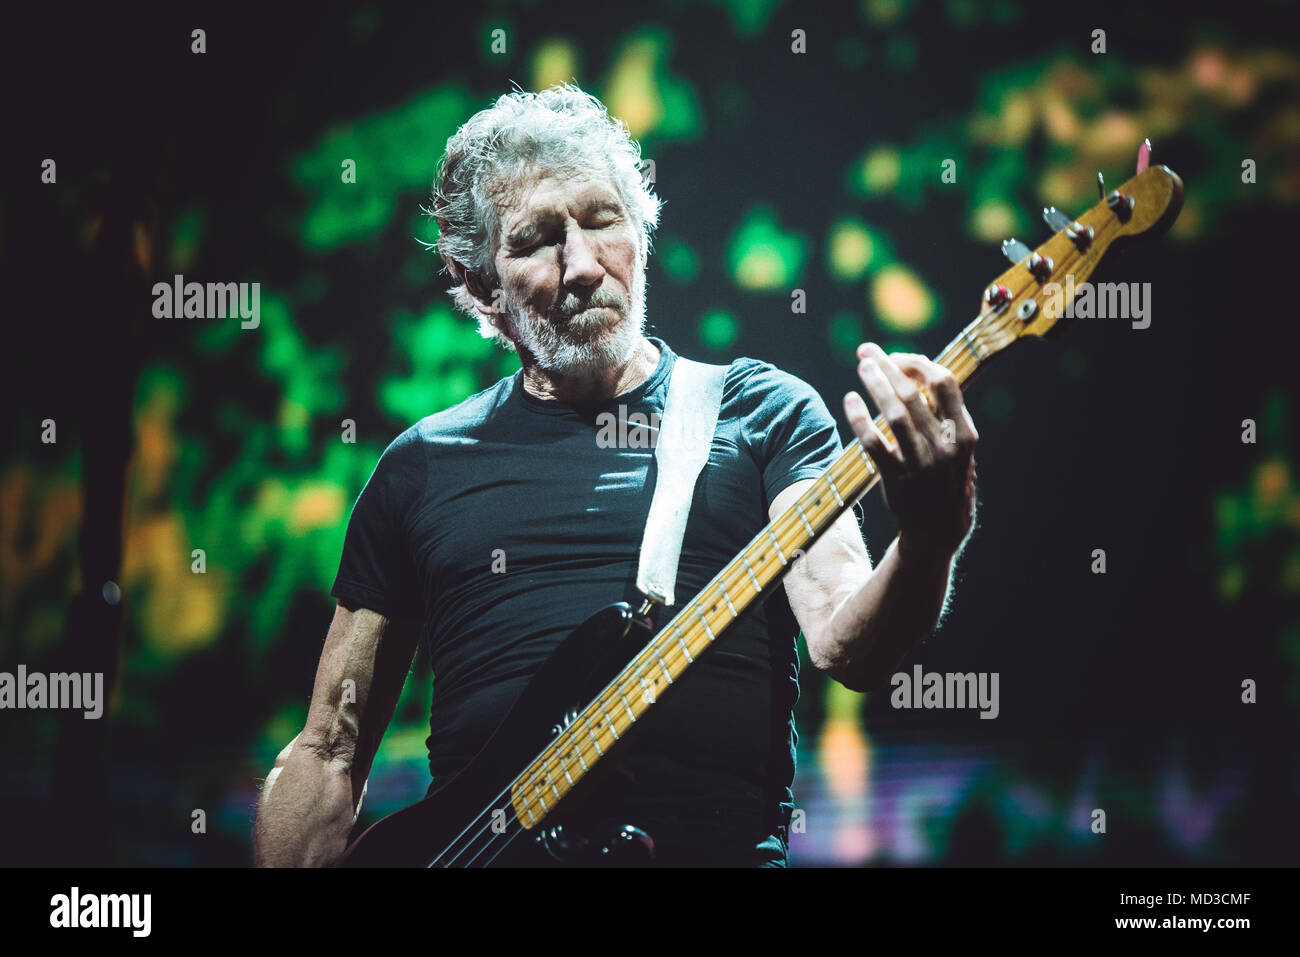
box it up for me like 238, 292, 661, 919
426, 83, 663, 347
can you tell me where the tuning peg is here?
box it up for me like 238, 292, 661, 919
1001, 238, 1031, 264
1136, 138, 1151, 174
1097, 171, 1106, 201
1043, 206, 1093, 247
1042, 207, 1072, 231
983, 284, 1012, 308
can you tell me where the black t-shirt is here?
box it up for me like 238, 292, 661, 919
330, 336, 843, 864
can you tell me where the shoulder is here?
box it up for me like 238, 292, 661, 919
411, 374, 515, 439
372, 374, 515, 475
718, 355, 826, 413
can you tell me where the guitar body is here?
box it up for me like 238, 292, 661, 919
340, 602, 658, 867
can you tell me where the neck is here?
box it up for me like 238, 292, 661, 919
518, 335, 661, 404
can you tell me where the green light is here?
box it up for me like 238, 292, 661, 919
659, 235, 700, 283
828, 312, 865, 359
700, 309, 739, 350
727, 206, 807, 291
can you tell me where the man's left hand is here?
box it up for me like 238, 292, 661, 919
843, 342, 979, 561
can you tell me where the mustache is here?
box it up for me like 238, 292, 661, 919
551, 290, 626, 321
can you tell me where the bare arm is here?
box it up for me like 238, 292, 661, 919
778, 343, 978, 693
253, 603, 419, 867
775, 479, 957, 692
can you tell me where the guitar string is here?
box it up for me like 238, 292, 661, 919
428, 211, 1125, 865
469, 813, 536, 867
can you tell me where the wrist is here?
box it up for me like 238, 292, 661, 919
896, 531, 957, 568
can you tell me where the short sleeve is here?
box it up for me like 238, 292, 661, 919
330, 428, 424, 622
739, 362, 844, 508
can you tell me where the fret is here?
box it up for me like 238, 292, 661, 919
549, 778, 561, 800
795, 501, 815, 538
575, 747, 588, 773
826, 474, 845, 507
694, 604, 716, 641
536, 792, 549, 812
766, 527, 787, 565
562, 766, 573, 786
674, 623, 693, 663
961, 329, 987, 361
720, 582, 737, 617
521, 803, 536, 826
741, 554, 763, 591
617, 687, 637, 722
638, 672, 656, 704
855, 443, 875, 472
587, 722, 604, 757
522, 767, 542, 804
652, 645, 674, 684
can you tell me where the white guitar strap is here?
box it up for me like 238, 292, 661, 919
635, 355, 729, 608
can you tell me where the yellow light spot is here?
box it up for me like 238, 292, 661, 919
864, 0, 904, 24
1191, 47, 1227, 89
1090, 111, 1142, 158
124, 516, 224, 656
289, 483, 347, 535
829, 221, 876, 279
819, 717, 868, 800
1037, 165, 1094, 207
872, 264, 935, 332
606, 38, 663, 138
970, 200, 1017, 243
1255, 459, 1290, 508
735, 246, 786, 290
533, 39, 579, 90
860, 148, 901, 194
1000, 92, 1035, 144
279, 399, 309, 432
1041, 94, 1080, 144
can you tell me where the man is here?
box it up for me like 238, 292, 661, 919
252, 84, 978, 867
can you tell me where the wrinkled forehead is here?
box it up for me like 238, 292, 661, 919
492, 165, 625, 234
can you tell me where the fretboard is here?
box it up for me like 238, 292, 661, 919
507, 328, 987, 829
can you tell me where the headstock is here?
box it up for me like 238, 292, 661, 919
961, 149, 1184, 362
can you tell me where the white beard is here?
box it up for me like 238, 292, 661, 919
504, 262, 647, 379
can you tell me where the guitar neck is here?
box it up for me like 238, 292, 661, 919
506, 328, 988, 829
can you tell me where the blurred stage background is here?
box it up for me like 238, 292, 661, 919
2, 0, 1298, 866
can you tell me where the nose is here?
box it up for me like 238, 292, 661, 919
560, 224, 606, 291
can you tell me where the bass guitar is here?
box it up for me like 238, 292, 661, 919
340, 155, 1184, 867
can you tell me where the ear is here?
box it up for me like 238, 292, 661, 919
448, 259, 500, 318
